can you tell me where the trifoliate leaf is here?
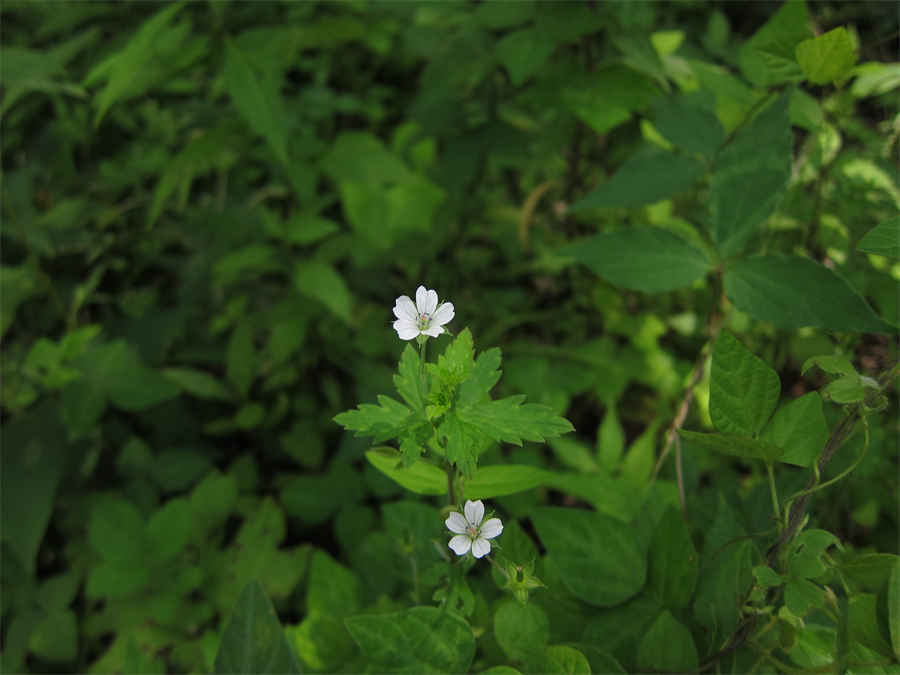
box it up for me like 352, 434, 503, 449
334, 395, 411, 442
458, 395, 574, 445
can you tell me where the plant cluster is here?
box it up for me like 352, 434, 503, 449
1, 1, 898, 673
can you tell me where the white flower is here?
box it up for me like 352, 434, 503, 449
392, 285, 454, 340
445, 500, 503, 559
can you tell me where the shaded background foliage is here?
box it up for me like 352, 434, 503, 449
1, 1, 898, 673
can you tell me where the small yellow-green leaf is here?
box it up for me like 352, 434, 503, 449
796, 27, 857, 85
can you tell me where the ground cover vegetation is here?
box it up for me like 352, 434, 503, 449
1, 1, 899, 673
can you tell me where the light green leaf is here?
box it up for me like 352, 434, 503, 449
294, 261, 352, 323
858, 216, 900, 259
466, 464, 551, 500
711, 94, 791, 256
307, 550, 361, 616
739, 0, 811, 86
710, 331, 781, 437
223, 38, 288, 165
760, 392, 828, 467
494, 600, 549, 664
648, 507, 698, 610
532, 507, 646, 606
680, 430, 784, 462
431, 328, 475, 387
561, 227, 712, 293
541, 645, 591, 674
848, 593, 894, 659
335, 395, 411, 442
637, 611, 699, 672
802, 354, 856, 376
620, 422, 658, 488
163, 367, 233, 401
438, 412, 481, 478
784, 577, 825, 616
458, 396, 574, 446
214, 580, 302, 674
570, 149, 703, 211
597, 404, 625, 471
393, 345, 426, 414
724, 255, 894, 332
365, 448, 446, 496
796, 27, 857, 85
345, 606, 475, 674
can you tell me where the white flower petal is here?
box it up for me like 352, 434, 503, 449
431, 302, 454, 327
424, 289, 439, 315
479, 518, 503, 540
393, 319, 420, 340
394, 295, 418, 321
448, 535, 472, 556
415, 286, 429, 314
445, 512, 468, 534
471, 537, 491, 558
464, 500, 484, 527
421, 324, 445, 338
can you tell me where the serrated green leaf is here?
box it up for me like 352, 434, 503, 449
430, 328, 475, 387
680, 430, 784, 462
365, 448, 447, 496
724, 255, 894, 332
711, 94, 792, 256
796, 27, 857, 85
457, 347, 502, 407
334, 395, 411, 443
710, 331, 781, 437
561, 227, 712, 293
570, 148, 703, 211
438, 412, 481, 478
458, 396, 574, 446
858, 216, 900, 259
394, 344, 426, 414
760, 392, 828, 467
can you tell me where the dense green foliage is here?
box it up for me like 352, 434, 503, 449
2, 1, 899, 673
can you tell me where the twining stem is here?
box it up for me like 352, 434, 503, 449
765, 462, 781, 525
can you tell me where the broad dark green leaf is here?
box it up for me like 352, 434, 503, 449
494, 600, 549, 664
739, 0, 811, 86
532, 507, 646, 606
497, 27, 556, 86
163, 367, 233, 401
651, 95, 725, 157
561, 227, 712, 293
889, 560, 900, 658
88, 497, 145, 564
214, 580, 302, 674
570, 149, 703, 211
294, 261, 352, 324
710, 331, 781, 437
680, 430, 784, 462
760, 392, 828, 467
345, 606, 475, 674
541, 645, 591, 674
724, 255, 894, 332
711, 94, 791, 256
636, 611, 698, 673
226, 321, 256, 398
847, 593, 893, 658
145, 497, 193, 565
647, 507, 698, 610
858, 216, 900, 258
796, 27, 857, 85
27, 609, 78, 663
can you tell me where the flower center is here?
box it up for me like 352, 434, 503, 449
466, 525, 478, 538
416, 312, 431, 330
